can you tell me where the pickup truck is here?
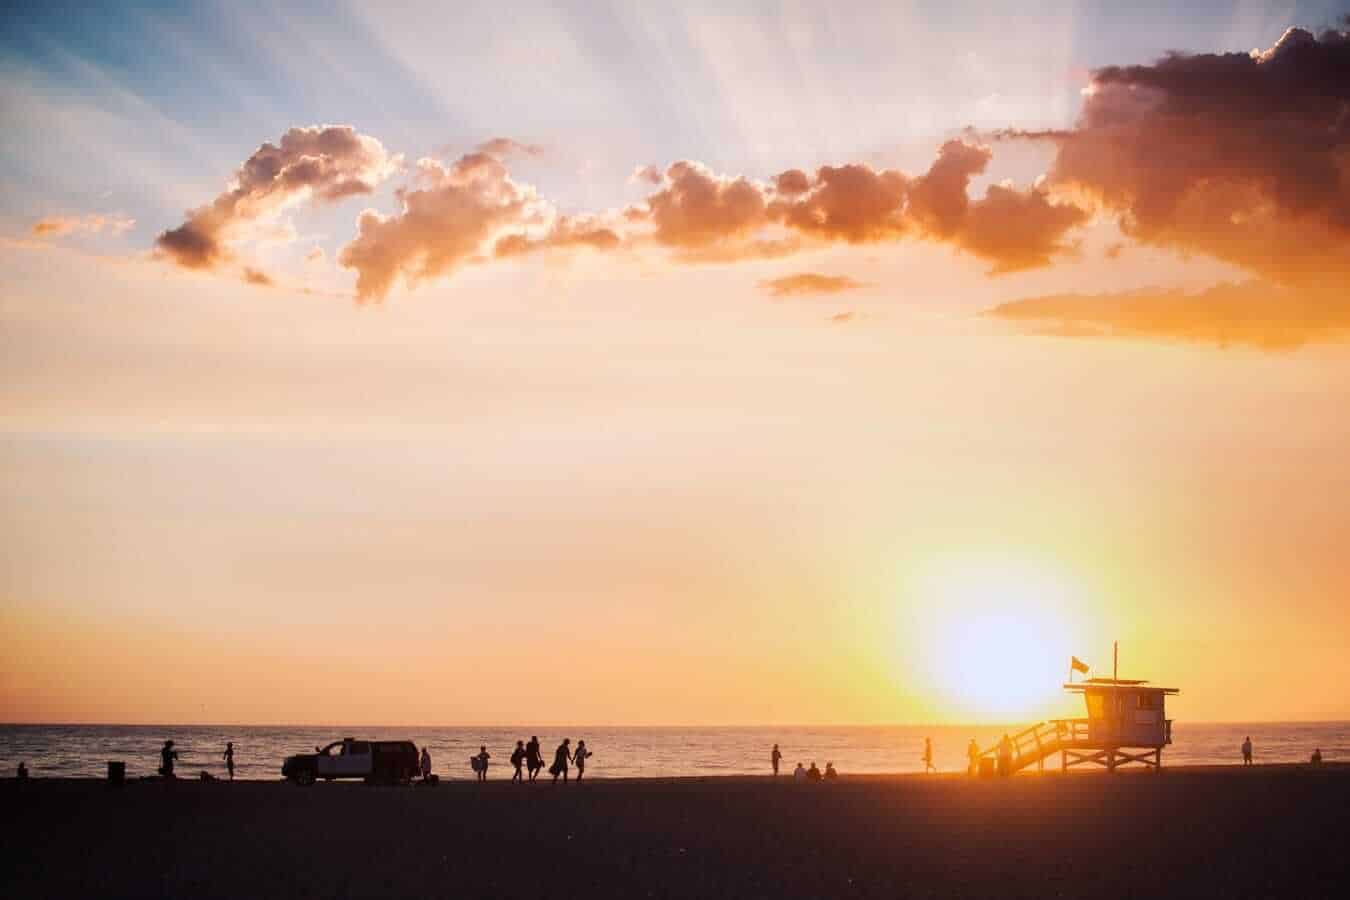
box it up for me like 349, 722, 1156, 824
282, 738, 419, 786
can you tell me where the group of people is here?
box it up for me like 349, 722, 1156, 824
459, 737, 593, 783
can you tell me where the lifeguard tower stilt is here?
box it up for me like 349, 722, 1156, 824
978, 645, 1178, 775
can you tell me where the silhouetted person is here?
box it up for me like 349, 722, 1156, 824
17, 761, 28, 780
420, 746, 432, 781
923, 737, 935, 773
526, 736, 542, 782
824, 761, 838, 781
967, 738, 980, 776
574, 740, 592, 781
771, 743, 782, 776
510, 741, 526, 782
1311, 748, 1323, 765
793, 762, 806, 780
1242, 736, 1253, 766
159, 740, 178, 778
222, 742, 235, 780
474, 746, 490, 782
807, 761, 822, 782
998, 734, 1013, 777
551, 738, 572, 784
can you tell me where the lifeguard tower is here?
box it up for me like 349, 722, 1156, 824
979, 645, 1178, 774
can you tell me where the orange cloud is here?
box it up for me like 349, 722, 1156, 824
493, 216, 620, 258
760, 273, 865, 297
985, 282, 1350, 350
155, 125, 396, 270
32, 214, 135, 238
476, 137, 545, 158
1021, 24, 1350, 286
338, 154, 541, 300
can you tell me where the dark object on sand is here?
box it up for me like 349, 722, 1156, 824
282, 738, 418, 786
1311, 749, 1322, 765
199, 771, 217, 782
17, 762, 29, 780
107, 761, 125, 786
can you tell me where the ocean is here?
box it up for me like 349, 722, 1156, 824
2, 722, 1345, 781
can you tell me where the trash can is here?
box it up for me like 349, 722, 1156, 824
107, 761, 125, 786
978, 757, 996, 778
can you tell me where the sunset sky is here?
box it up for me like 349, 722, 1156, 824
3, 1, 1350, 727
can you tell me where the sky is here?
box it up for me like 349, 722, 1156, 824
2, 1, 1350, 726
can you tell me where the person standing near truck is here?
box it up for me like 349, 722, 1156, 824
420, 746, 432, 781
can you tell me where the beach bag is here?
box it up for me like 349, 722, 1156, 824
470, 756, 483, 773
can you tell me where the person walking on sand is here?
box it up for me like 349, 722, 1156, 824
771, 743, 782, 776
420, 746, 432, 781
510, 741, 526, 782
998, 734, 1013, 777
159, 740, 178, 778
967, 738, 980, 776
474, 746, 491, 782
1242, 736, 1253, 766
526, 735, 542, 782
923, 737, 935, 774
551, 738, 572, 784
573, 740, 592, 781
222, 742, 235, 781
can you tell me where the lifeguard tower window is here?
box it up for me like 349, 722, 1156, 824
1137, 693, 1159, 710
1087, 694, 1107, 718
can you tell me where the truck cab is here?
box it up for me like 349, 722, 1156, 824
282, 737, 418, 786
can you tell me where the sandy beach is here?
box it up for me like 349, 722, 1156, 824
3, 765, 1346, 899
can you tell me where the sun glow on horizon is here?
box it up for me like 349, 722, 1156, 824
905, 556, 1090, 724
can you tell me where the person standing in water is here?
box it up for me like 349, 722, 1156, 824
159, 740, 179, 778
510, 741, 526, 783
573, 740, 592, 781
222, 742, 235, 781
923, 738, 935, 773
1242, 736, 1254, 766
551, 738, 572, 784
771, 743, 782, 777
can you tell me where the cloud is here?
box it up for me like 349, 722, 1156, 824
493, 215, 620, 258
632, 141, 1087, 270
830, 311, 856, 324
985, 281, 1350, 350
304, 246, 325, 264
32, 214, 135, 238
476, 137, 545, 158
1014, 24, 1350, 286
155, 125, 396, 270
629, 165, 663, 186
242, 267, 274, 287
338, 153, 544, 300
760, 273, 865, 297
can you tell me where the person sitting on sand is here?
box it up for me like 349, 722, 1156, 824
573, 740, 592, 781
510, 741, 526, 782
807, 762, 822, 782
526, 736, 542, 781
923, 738, 935, 774
551, 738, 572, 784
159, 740, 178, 778
771, 743, 782, 776
223, 742, 235, 781
1311, 748, 1322, 765
420, 746, 432, 781
1242, 736, 1253, 766
824, 762, 837, 781
793, 762, 806, 780
967, 738, 980, 776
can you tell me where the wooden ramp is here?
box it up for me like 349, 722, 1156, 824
978, 719, 1167, 774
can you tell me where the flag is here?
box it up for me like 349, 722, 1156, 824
1070, 656, 1089, 674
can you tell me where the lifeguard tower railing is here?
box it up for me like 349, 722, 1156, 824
977, 716, 1174, 774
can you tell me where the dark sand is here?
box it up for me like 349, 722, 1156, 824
4, 766, 1348, 898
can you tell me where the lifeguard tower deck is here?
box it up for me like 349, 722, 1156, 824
980, 677, 1179, 774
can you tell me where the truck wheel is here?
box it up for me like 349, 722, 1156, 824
293, 770, 316, 787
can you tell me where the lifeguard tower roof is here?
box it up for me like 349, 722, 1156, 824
1063, 677, 1178, 693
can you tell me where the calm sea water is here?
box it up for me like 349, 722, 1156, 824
2, 722, 1344, 781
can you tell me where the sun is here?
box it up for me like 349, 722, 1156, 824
906, 556, 1085, 723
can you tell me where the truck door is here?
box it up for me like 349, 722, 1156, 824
342, 741, 373, 777
316, 741, 344, 778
